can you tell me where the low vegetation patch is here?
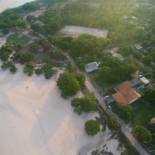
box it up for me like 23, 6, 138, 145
107, 116, 121, 130
23, 63, 34, 76
57, 71, 85, 97
133, 126, 152, 144
71, 92, 97, 114
85, 120, 100, 136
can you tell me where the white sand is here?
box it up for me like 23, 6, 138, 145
0, 66, 99, 155
0, 0, 36, 13
61, 25, 108, 38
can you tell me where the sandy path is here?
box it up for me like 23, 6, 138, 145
0, 66, 98, 155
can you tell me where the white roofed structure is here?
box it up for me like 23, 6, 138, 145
85, 62, 99, 73
140, 77, 150, 85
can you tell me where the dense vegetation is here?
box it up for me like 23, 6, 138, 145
85, 120, 100, 136
71, 92, 97, 114
57, 71, 85, 97
0, 10, 26, 31
133, 126, 152, 144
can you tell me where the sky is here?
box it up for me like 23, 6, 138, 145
0, 0, 35, 13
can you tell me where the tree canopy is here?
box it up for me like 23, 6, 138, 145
133, 126, 152, 144
57, 71, 80, 97
71, 92, 97, 114
85, 120, 100, 136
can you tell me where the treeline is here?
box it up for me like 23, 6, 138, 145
0, 10, 26, 31
54, 34, 136, 86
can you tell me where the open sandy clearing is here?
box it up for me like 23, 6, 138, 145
61, 25, 108, 38
0, 66, 98, 155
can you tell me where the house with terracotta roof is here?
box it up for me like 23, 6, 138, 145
112, 81, 141, 106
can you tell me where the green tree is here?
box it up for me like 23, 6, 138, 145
42, 63, 54, 79
143, 87, 155, 105
57, 71, 80, 97
85, 120, 100, 136
75, 73, 85, 87
9, 63, 17, 73
133, 126, 152, 144
0, 44, 12, 61
117, 105, 133, 122
71, 92, 97, 114
107, 116, 121, 130
35, 68, 43, 75
23, 63, 34, 76
18, 52, 34, 64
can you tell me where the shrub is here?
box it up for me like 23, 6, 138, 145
115, 104, 133, 123
1, 62, 17, 73
42, 63, 54, 79
71, 93, 97, 114
57, 71, 80, 97
23, 63, 34, 76
18, 52, 34, 63
75, 73, 85, 87
1, 62, 10, 70
133, 126, 152, 144
9, 63, 17, 73
85, 120, 100, 136
107, 116, 121, 130
35, 68, 43, 75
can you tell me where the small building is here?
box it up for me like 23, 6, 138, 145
109, 48, 124, 61
140, 77, 150, 85
134, 44, 143, 50
85, 62, 99, 73
150, 117, 155, 125
112, 81, 141, 106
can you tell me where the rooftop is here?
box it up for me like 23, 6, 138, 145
150, 117, 155, 125
113, 81, 141, 106
85, 62, 99, 73
140, 77, 150, 85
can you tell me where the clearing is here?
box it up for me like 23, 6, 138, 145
60, 25, 108, 38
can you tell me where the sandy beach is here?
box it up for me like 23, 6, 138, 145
0, 66, 100, 155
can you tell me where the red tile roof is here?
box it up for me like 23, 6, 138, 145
112, 81, 141, 106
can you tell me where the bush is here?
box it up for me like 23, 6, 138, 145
113, 103, 133, 123
42, 63, 54, 79
17, 52, 34, 64
0, 45, 12, 61
85, 120, 100, 136
57, 71, 80, 97
75, 73, 85, 87
107, 116, 121, 130
1, 62, 17, 73
23, 63, 34, 76
1, 62, 10, 70
35, 68, 43, 75
9, 63, 17, 73
133, 126, 152, 144
71, 93, 97, 114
